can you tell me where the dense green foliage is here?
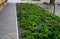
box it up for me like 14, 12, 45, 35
17, 3, 60, 39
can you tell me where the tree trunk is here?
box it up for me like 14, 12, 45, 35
50, 0, 55, 5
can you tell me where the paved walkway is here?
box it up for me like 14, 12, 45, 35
0, 3, 19, 39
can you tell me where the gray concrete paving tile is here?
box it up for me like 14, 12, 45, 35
0, 3, 19, 39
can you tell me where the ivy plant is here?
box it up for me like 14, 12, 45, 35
17, 3, 60, 39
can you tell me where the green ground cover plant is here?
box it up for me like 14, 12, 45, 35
16, 3, 60, 39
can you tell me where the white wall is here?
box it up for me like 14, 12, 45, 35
7, 0, 60, 3
8, 0, 21, 3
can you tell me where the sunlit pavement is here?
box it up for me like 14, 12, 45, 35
55, 5, 60, 16
0, 3, 19, 39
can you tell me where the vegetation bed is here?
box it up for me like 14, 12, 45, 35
16, 3, 60, 39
